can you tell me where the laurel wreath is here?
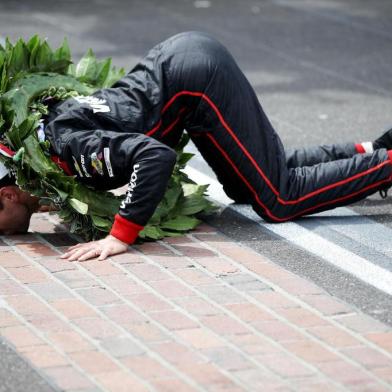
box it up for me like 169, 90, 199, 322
0, 36, 216, 241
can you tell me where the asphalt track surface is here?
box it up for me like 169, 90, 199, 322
1, 0, 392, 390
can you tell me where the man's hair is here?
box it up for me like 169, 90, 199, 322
0, 173, 16, 188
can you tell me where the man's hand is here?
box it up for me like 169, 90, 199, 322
60, 235, 129, 261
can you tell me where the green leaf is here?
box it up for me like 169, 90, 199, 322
95, 58, 112, 87
91, 214, 112, 229
69, 198, 88, 215
35, 41, 53, 70
138, 225, 165, 240
177, 194, 210, 215
161, 216, 201, 231
75, 48, 97, 82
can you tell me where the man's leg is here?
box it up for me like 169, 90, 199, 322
129, 32, 392, 220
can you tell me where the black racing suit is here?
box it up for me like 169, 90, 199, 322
44, 31, 392, 244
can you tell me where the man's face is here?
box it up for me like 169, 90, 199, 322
0, 186, 31, 235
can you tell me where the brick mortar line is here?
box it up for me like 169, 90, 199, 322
190, 232, 392, 358
150, 240, 353, 390
103, 245, 343, 390
35, 219, 280, 390
0, 264, 111, 392
102, 256, 291, 390
22, 232, 211, 392
0, 240, 167, 392
36, 218, 266, 391
38, 220, 348, 389
70, 252, 254, 391
185, 233, 392, 387
0, 301, 64, 392
39, 217, 390, 388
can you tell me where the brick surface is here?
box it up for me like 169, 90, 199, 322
70, 350, 119, 374
16, 242, 58, 258
150, 310, 199, 330
21, 345, 69, 368
2, 218, 392, 391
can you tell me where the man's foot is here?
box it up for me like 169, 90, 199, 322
373, 126, 392, 150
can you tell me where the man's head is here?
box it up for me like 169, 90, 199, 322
0, 186, 35, 235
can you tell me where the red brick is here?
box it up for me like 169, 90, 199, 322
47, 330, 93, 353
16, 242, 58, 257
176, 328, 224, 349
149, 254, 194, 269
6, 266, 48, 283
21, 345, 68, 368
35, 256, 77, 273
229, 334, 280, 355
148, 279, 194, 298
124, 263, 171, 282
127, 321, 169, 343
95, 371, 148, 392
0, 269, 8, 279
225, 303, 275, 322
81, 259, 122, 276
1, 325, 43, 347
151, 341, 205, 365
51, 298, 97, 319
173, 268, 217, 286
175, 297, 220, 316
110, 250, 146, 264
27, 314, 69, 333
178, 362, 235, 388
150, 310, 198, 330
308, 325, 361, 348
45, 366, 94, 390
151, 378, 194, 392
202, 314, 249, 335
256, 352, 314, 378
74, 317, 121, 340
6, 294, 50, 316
121, 355, 174, 380
277, 307, 328, 328
128, 292, 172, 312
102, 304, 147, 325
0, 280, 25, 295
54, 269, 96, 288
231, 368, 284, 391
70, 350, 119, 374
341, 346, 392, 369
136, 241, 175, 256
316, 360, 375, 386
77, 286, 122, 306
173, 243, 217, 258
198, 256, 239, 275
0, 309, 20, 327
274, 277, 324, 295
336, 314, 390, 334
283, 340, 339, 363
0, 251, 30, 267
300, 294, 351, 316
253, 320, 306, 342
372, 367, 392, 383
101, 274, 147, 296
366, 332, 392, 351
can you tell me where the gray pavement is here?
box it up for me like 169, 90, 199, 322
0, 339, 57, 392
1, 0, 392, 390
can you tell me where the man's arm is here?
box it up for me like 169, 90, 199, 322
60, 130, 177, 261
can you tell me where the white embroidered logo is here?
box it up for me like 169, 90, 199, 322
74, 95, 110, 114
120, 164, 140, 209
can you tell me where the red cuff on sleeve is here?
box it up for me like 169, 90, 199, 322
355, 143, 366, 153
388, 150, 392, 163
110, 214, 144, 245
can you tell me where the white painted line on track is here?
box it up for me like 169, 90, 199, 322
185, 165, 392, 296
